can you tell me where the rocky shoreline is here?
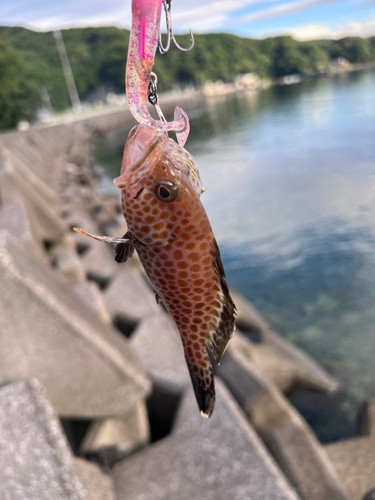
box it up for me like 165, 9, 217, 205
0, 108, 374, 500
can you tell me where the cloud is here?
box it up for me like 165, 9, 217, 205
238, 0, 343, 24
0, 0, 276, 33
171, 0, 259, 31
276, 15, 375, 39
0, 0, 131, 31
2, 0, 375, 40
26, 8, 130, 31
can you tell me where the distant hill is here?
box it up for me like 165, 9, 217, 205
0, 25, 374, 130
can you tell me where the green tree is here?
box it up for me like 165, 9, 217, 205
0, 41, 39, 130
1, 25, 375, 131
331, 37, 372, 63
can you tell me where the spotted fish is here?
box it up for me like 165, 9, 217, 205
77, 124, 236, 417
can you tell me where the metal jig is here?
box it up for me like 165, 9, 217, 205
159, 0, 194, 55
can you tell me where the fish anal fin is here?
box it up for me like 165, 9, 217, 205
208, 238, 237, 364
114, 231, 137, 263
183, 344, 215, 418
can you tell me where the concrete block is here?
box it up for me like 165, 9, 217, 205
102, 213, 128, 239
325, 401, 375, 500
1, 144, 60, 202
219, 351, 349, 500
113, 380, 300, 500
130, 313, 190, 391
0, 201, 46, 260
0, 201, 32, 242
80, 242, 119, 287
230, 288, 270, 333
325, 436, 375, 500
65, 207, 119, 286
66, 209, 99, 253
219, 350, 295, 432
54, 249, 87, 285
258, 330, 339, 393
0, 230, 151, 418
48, 233, 77, 255
229, 328, 257, 362
74, 282, 112, 325
59, 175, 101, 221
60, 182, 81, 208
92, 196, 121, 226
267, 424, 349, 500
229, 292, 338, 394
75, 458, 115, 500
0, 124, 75, 189
80, 401, 150, 457
103, 266, 161, 325
0, 379, 88, 500
358, 400, 375, 437
0, 152, 67, 244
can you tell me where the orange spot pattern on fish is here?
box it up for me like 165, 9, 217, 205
116, 124, 236, 417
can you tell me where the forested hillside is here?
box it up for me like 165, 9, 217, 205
1, 25, 375, 130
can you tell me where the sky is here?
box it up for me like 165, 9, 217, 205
1, 0, 375, 40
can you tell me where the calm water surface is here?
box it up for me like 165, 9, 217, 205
93, 69, 375, 442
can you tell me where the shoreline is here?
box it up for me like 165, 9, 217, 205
4, 59, 374, 135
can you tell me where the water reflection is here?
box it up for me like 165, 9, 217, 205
93, 69, 375, 441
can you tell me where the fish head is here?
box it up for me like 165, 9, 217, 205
114, 124, 207, 247
114, 124, 167, 196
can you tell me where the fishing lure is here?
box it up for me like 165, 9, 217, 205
127, 0, 191, 146
75, 125, 236, 417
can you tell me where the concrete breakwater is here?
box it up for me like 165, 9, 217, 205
0, 106, 374, 500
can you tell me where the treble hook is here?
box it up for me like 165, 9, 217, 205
159, 0, 194, 55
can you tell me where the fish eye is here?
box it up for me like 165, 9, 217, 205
155, 181, 179, 203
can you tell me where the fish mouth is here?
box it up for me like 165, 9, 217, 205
128, 134, 164, 174
133, 187, 145, 199
114, 127, 165, 190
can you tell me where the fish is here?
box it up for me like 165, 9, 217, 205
75, 124, 235, 416
114, 124, 236, 417
126, 0, 189, 146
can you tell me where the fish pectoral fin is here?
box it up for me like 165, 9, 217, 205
114, 241, 134, 263
114, 231, 137, 263
183, 345, 215, 418
114, 231, 146, 263
73, 228, 139, 265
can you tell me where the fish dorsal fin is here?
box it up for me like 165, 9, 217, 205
167, 138, 206, 197
206, 238, 236, 364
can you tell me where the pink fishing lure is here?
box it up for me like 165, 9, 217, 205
126, 0, 190, 146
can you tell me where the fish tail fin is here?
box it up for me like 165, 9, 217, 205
183, 345, 215, 418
